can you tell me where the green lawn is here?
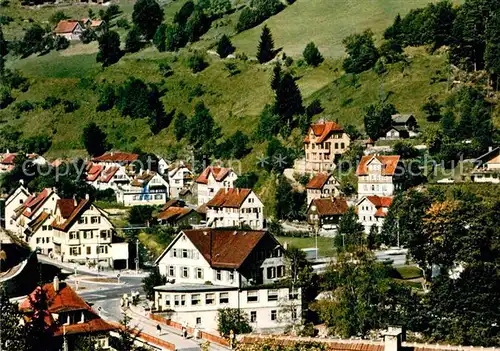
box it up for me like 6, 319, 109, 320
276, 236, 336, 257
231, 0, 464, 58
394, 265, 423, 280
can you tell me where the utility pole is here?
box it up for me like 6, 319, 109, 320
135, 239, 139, 274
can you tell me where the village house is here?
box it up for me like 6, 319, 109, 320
196, 166, 238, 206
356, 195, 393, 233
303, 120, 351, 172
306, 197, 349, 230
206, 188, 264, 230
383, 114, 419, 140
356, 155, 402, 197
20, 277, 116, 349
154, 229, 301, 333
305, 173, 341, 206
116, 171, 169, 207
4, 182, 31, 231
471, 147, 500, 184
157, 200, 203, 227
24, 211, 55, 256
8, 187, 60, 239
53, 20, 85, 41
168, 162, 194, 199
51, 197, 129, 268
81, 18, 105, 32
86, 164, 131, 192
0, 152, 47, 174
92, 151, 139, 169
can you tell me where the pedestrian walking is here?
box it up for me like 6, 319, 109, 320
156, 324, 162, 336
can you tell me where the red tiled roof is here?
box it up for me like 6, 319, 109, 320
304, 121, 345, 143
366, 196, 393, 208
130, 172, 160, 187
196, 166, 232, 184
89, 20, 103, 28
181, 229, 270, 269
99, 166, 119, 183
54, 20, 80, 34
92, 152, 139, 163
206, 188, 251, 208
86, 164, 103, 182
161, 199, 185, 211
22, 188, 54, 218
310, 197, 348, 216
52, 199, 91, 232
356, 155, 401, 176
158, 207, 193, 221
54, 318, 115, 336
25, 211, 51, 235
374, 208, 387, 217
1, 153, 16, 164
306, 173, 331, 189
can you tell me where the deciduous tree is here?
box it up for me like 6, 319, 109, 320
132, 0, 164, 40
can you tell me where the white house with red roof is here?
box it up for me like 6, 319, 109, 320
0, 152, 47, 174
24, 211, 55, 255
92, 151, 139, 167
4, 182, 31, 232
154, 229, 300, 332
116, 171, 169, 207
305, 173, 341, 206
206, 188, 264, 230
51, 197, 128, 268
196, 166, 238, 206
303, 120, 351, 172
86, 163, 131, 191
19, 277, 116, 348
471, 147, 500, 184
356, 155, 402, 197
53, 20, 84, 40
356, 196, 393, 233
168, 162, 194, 198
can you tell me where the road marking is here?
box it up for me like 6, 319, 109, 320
83, 294, 107, 299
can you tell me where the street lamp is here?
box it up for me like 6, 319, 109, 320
135, 239, 139, 273
310, 205, 319, 260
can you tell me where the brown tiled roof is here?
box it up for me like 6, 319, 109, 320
306, 173, 332, 189
366, 196, 393, 208
86, 164, 103, 182
54, 20, 80, 34
21, 188, 54, 219
92, 152, 139, 163
196, 166, 232, 184
310, 198, 348, 216
20, 282, 116, 336
52, 199, 90, 232
356, 155, 401, 176
304, 121, 345, 143
99, 166, 119, 183
161, 199, 185, 211
25, 211, 50, 235
130, 172, 158, 187
157, 207, 193, 221
206, 188, 251, 209
181, 229, 269, 269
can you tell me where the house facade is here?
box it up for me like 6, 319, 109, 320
306, 197, 348, 230
24, 211, 55, 255
51, 197, 128, 268
196, 166, 238, 206
356, 155, 401, 197
471, 147, 500, 184
53, 20, 85, 40
206, 188, 264, 230
116, 171, 169, 207
356, 196, 393, 233
20, 277, 115, 349
303, 120, 351, 172
157, 200, 202, 227
383, 114, 419, 140
4, 183, 31, 232
168, 163, 194, 199
154, 229, 301, 332
305, 173, 341, 206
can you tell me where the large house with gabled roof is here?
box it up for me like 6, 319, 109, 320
196, 166, 238, 206
305, 173, 341, 206
356, 195, 393, 233
206, 188, 264, 230
356, 155, 402, 197
4, 182, 31, 231
154, 229, 300, 332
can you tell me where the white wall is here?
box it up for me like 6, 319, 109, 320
5, 186, 30, 232
357, 198, 386, 233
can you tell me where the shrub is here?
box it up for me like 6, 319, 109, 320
186, 52, 208, 73
0, 15, 14, 25
49, 11, 68, 25
15, 100, 35, 113
40, 96, 61, 110
116, 18, 130, 29
159, 62, 173, 77
0, 87, 14, 109
303, 41, 323, 66
54, 36, 69, 50
62, 100, 80, 113
80, 28, 97, 44
216, 34, 235, 58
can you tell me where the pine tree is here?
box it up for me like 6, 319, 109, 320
274, 72, 304, 125
97, 30, 122, 67
132, 0, 164, 40
303, 42, 324, 66
216, 34, 235, 58
153, 24, 168, 52
270, 62, 281, 91
257, 25, 275, 63
82, 122, 110, 157
125, 27, 142, 53
174, 112, 187, 141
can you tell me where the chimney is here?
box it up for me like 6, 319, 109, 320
19, 179, 24, 185
73, 194, 77, 206
53, 276, 60, 292
489, 146, 493, 152
383, 327, 403, 351
85, 193, 90, 200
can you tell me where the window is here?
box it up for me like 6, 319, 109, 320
292, 308, 298, 320
69, 232, 78, 240
97, 246, 108, 254
250, 311, 257, 323
196, 317, 202, 325
42, 225, 52, 231
196, 268, 204, 279
267, 267, 276, 279
91, 216, 100, 224
86, 247, 91, 255
271, 310, 277, 321
174, 295, 180, 306
277, 265, 285, 278
228, 271, 234, 281
219, 292, 229, 304
82, 230, 93, 239
267, 290, 278, 302
164, 295, 171, 306
341, 142, 345, 149
191, 294, 201, 305
180, 295, 186, 306
182, 249, 188, 258
182, 267, 189, 278
100, 230, 108, 239
78, 217, 87, 224
36, 238, 41, 244
247, 291, 258, 303
216, 270, 222, 281
205, 293, 215, 305
69, 247, 81, 256
168, 266, 175, 277
289, 288, 299, 300
172, 249, 178, 257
